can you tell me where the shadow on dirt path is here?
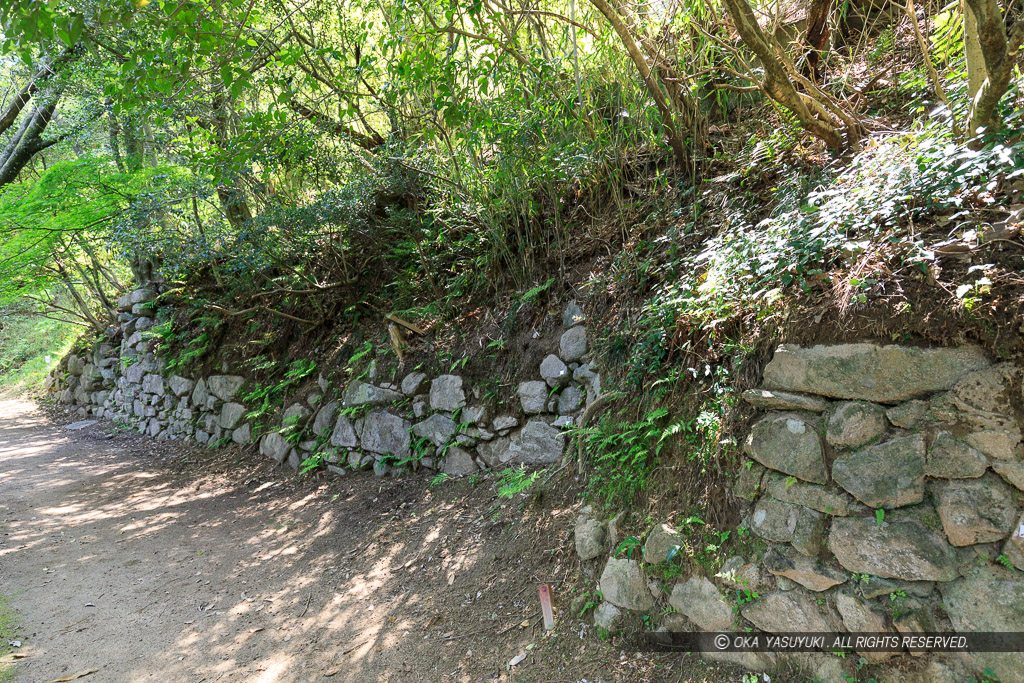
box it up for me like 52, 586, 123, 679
0, 398, 742, 682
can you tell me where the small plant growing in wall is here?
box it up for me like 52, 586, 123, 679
614, 536, 642, 560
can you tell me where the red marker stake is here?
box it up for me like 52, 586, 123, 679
538, 584, 554, 631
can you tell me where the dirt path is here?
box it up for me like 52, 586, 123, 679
0, 399, 732, 683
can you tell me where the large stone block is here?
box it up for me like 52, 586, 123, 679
762, 343, 990, 402
207, 375, 245, 402
413, 413, 457, 447
762, 546, 848, 592
668, 577, 734, 631
344, 380, 402, 406
517, 381, 549, 415
940, 567, 1024, 683
829, 517, 958, 581
505, 420, 565, 464
932, 474, 1017, 547
429, 375, 466, 412
744, 413, 826, 484
831, 435, 925, 509
742, 591, 835, 633
926, 432, 988, 479
599, 558, 654, 611
826, 401, 887, 449
219, 402, 247, 430
359, 410, 411, 457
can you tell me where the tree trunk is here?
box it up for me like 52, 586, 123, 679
803, 0, 835, 81
963, 2, 989, 101
106, 102, 126, 173
721, 0, 845, 148
0, 96, 60, 186
588, 0, 689, 165
963, 0, 1024, 137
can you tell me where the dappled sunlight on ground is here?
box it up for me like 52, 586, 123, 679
0, 398, 736, 682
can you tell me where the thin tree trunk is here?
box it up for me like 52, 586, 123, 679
803, 0, 834, 81
588, 0, 689, 165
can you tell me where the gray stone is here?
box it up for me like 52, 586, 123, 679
993, 462, 1024, 492
792, 507, 827, 557
643, 524, 680, 564
857, 576, 935, 600
940, 567, 1024, 683
207, 375, 245, 402
282, 403, 311, 426
413, 413, 457, 447
359, 410, 411, 457
927, 432, 988, 478
669, 576, 734, 631
573, 363, 601, 403
763, 546, 848, 591
762, 343, 990, 402
575, 507, 607, 561
933, 474, 1017, 547
429, 375, 466, 412
749, 497, 800, 543
401, 372, 428, 396
286, 450, 301, 470
599, 558, 654, 611
506, 420, 565, 464
260, 432, 290, 463
412, 397, 429, 418
344, 381, 402, 406
168, 375, 195, 397
742, 389, 829, 412
219, 402, 247, 430
373, 458, 391, 477
462, 405, 487, 424
744, 413, 826, 483
128, 287, 156, 305
763, 471, 860, 516
831, 435, 925, 509
517, 381, 549, 415
191, 378, 208, 406
829, 517, 958, 581
826, 401, 887, 449
311, 401, 339, 437
141, 374, 165, 396
834, 593, 894, 663
557, 385, 584, 414
563, 300, 585, 327
329, 414, 358, 448
560, 326, 587, 362
886, 400, 929, 429
476, 436, 510, 468
492, 415, 518, 432
1002, 511, 1024, 570
539, 354, 570, 388
742, 591, 835, 633
734, 461, 766, 501
441, 446, 478, 476
593, 602, 621, 634
133, 315, 154, 329
964, 429, 1021, 461
232, 423, 251, 444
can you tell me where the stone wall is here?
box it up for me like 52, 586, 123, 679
47, 288, 598, 479
577, 343, 1024, 683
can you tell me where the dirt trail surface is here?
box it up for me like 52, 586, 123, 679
0, 399, 732, 682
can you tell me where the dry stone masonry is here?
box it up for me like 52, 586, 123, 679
576, 342, 1024, 683
47, 291, 598, 481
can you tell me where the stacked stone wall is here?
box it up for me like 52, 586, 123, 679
577, 343, 1024, 683
47, 289, 598, 479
